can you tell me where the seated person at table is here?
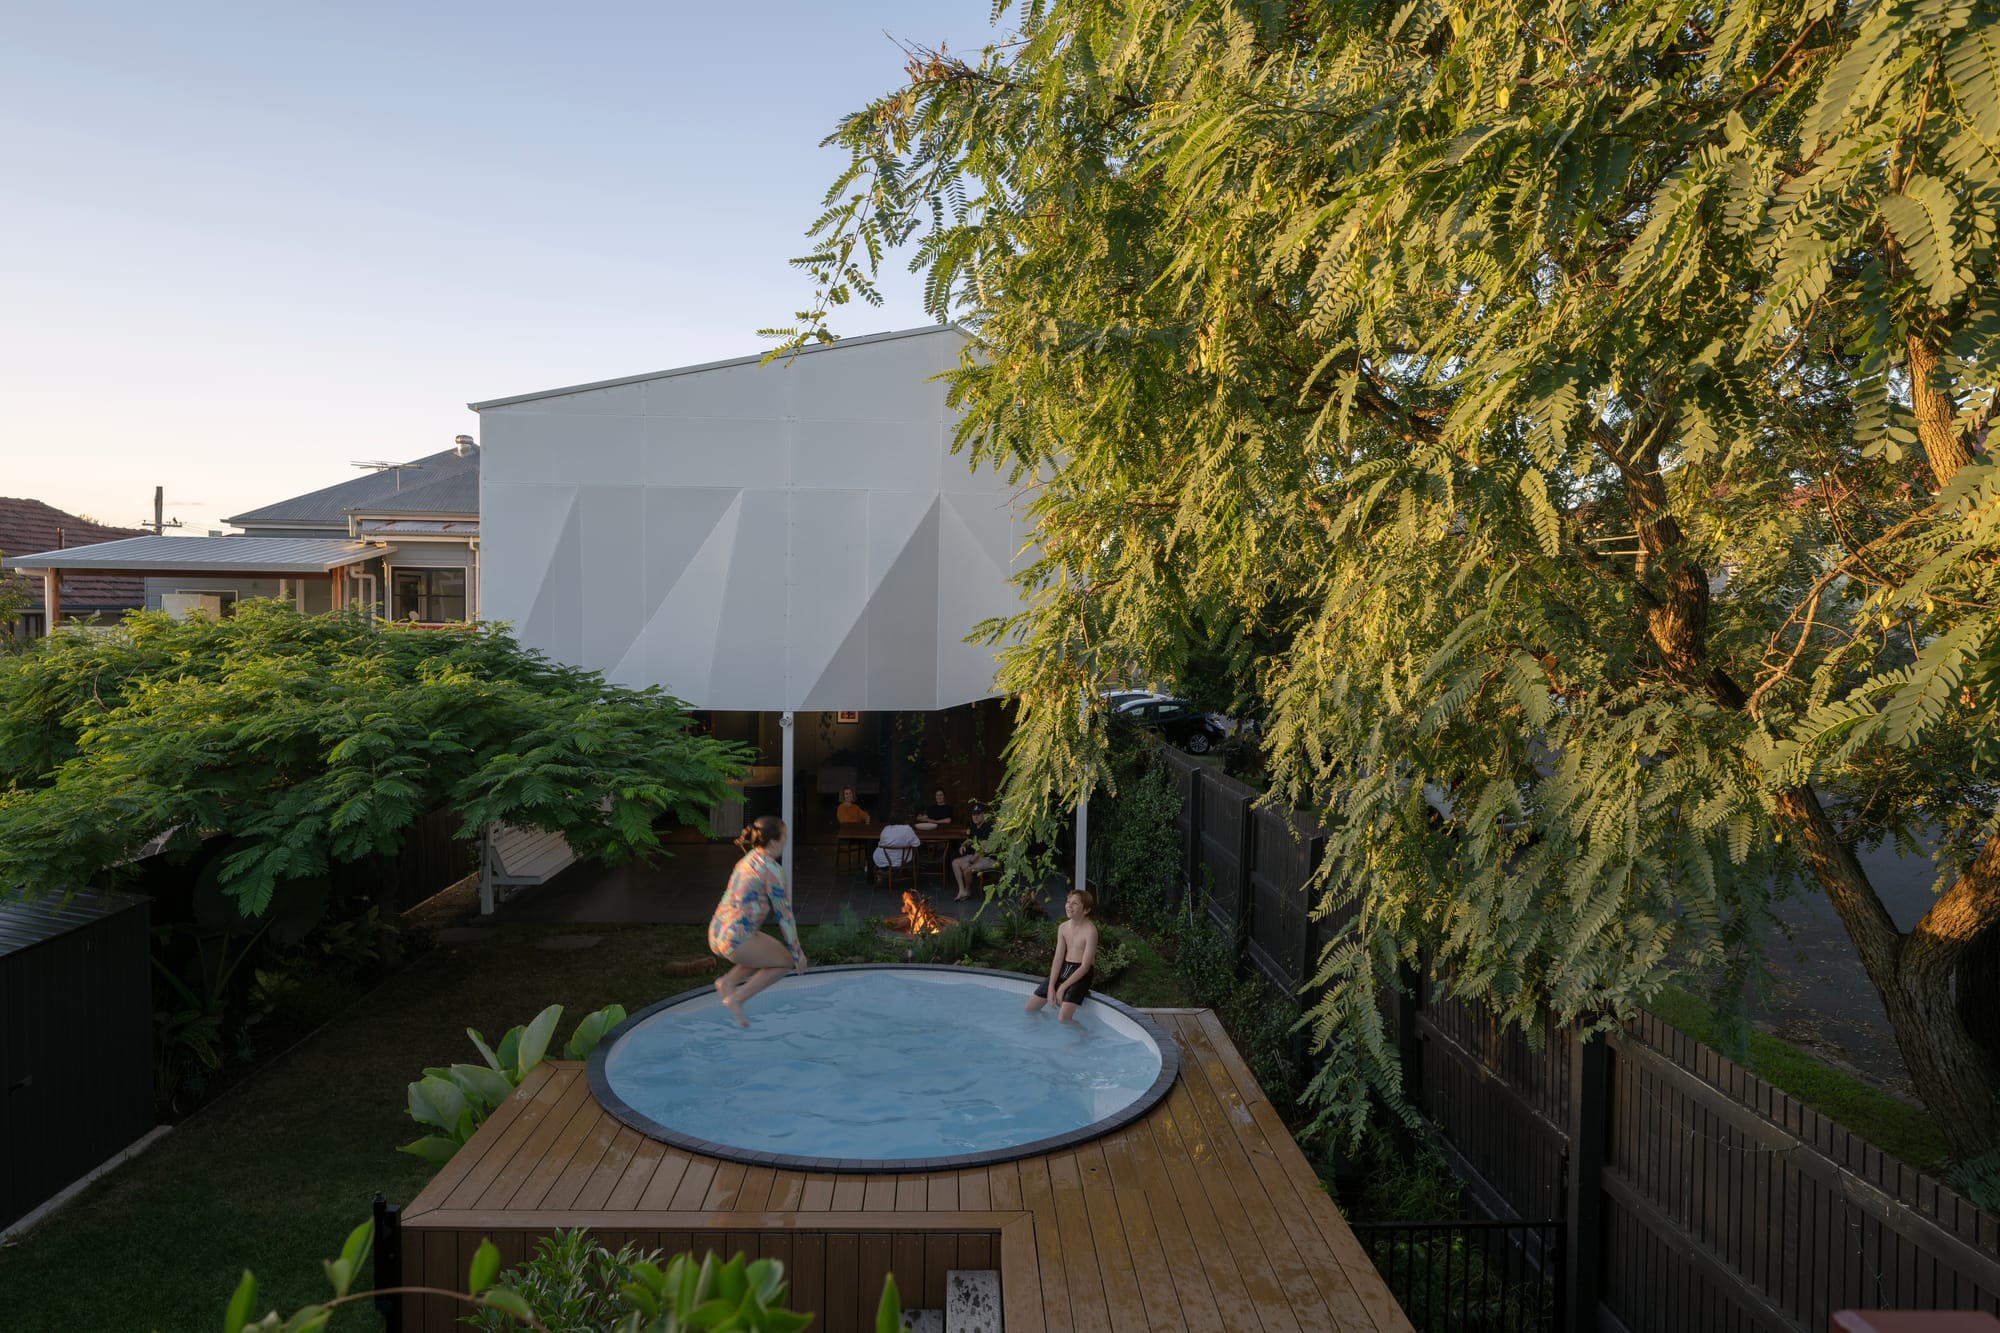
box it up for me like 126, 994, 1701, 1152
922, 787, 954, 822
869, 809, 923, 883
836, 786, 870, 825
952, 802, 996, 902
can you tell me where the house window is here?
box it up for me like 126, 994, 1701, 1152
168, 590, 239, 618
391, 568, 467, 623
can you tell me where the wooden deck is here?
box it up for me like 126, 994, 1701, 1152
399, 1009, 1412, 1332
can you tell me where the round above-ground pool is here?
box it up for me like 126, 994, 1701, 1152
587, 964, 1179, 1172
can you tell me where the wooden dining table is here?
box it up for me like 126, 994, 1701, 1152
835, 822, 970, 846
835, 822, 970, 886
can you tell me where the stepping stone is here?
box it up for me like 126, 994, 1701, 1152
534, 934, 603, 951
900, 1311, 944, 1332
946, 1270, 1001, 1333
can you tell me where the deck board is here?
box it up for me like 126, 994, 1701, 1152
401, 1010, 1411, 1332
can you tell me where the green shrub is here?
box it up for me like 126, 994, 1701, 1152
1222, 977, 1304, 1114
1090, 928, 1135, 981
804, 906, 882, 964
914, 917, 990, 965
1951, 1149, 2000, 1212
463, 1229, 660, 1333
215, 1221, 897, 1333
400, 1002, 627, 1167
1092, 748, 1183, 929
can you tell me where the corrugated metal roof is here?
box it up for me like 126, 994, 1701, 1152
0, 890, 148, 958
1, 535, 393, 574
467, 324, 967, 410
225, 448, 479, 527
345, 469, 478, 518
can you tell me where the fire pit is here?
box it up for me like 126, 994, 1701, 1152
884, 889, 949, 935
586, 964, 1179, 1172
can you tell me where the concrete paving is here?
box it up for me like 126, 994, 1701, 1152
493, 841, 1066, 929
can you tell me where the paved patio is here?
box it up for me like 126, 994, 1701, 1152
493, 842, 1067, 927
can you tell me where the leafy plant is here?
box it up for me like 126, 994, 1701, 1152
804, 905, 882, 964
1090, 929, 1134, 982
451, 1236, 908, 1333
913, 917, 989, 964
219, 1220, 532, 1332
464, 1230, 659, 1333
1950, 1149, 2000, 1212
615, 1252, 808, 1333
401, 1003, 626, 1166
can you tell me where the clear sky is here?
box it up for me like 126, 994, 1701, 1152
1, 1, 999, 532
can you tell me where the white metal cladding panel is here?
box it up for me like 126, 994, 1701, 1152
478, 328, 1030, 710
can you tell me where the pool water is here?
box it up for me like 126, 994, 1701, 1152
596, 968, 1167, 1164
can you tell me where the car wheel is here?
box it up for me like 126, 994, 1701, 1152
1185, 731, 1213, 755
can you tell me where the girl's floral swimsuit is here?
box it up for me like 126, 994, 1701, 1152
708, 848, 801, 965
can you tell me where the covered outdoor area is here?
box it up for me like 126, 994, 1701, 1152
474, 326, 1043, 917
0, 534, 400, 621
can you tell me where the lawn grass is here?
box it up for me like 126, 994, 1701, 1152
1646, 986, 1951, 1173
1099, 923, 1195, 1009
0, 923, 713, 1333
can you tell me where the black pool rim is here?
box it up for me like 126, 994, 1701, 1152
584, 962, 1182, 1175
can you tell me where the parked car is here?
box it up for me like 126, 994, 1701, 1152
1101, 689, 1167, 711
1118, 696, 1229, 755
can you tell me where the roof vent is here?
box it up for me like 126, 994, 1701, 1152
454, 434, 477, 456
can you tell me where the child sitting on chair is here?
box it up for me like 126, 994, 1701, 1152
1025, 888, 1098, 1022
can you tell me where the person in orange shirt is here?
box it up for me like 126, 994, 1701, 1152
836, 786, 870, 825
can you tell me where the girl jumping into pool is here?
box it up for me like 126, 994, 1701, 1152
709, 815, 806, 1026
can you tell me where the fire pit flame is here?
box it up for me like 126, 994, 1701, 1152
886, 889, 949, 936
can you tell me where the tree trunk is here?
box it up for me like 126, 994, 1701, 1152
1906, 333, 1979, 486
1777, 787, 2000, 1160
1959, 921, 2000, 1070
1609, 390, 1999, 1159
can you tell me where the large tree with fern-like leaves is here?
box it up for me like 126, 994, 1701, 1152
0, 603, 746, 914
773, 0, 2000, 1163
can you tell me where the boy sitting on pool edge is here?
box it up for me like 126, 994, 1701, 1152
1026, 888, 1098, 1022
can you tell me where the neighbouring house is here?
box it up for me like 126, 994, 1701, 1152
0, 498, 147, 641
0, 440, 480, 630
471, 325, 1035, 859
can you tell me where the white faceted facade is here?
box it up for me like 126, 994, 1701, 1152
475, 327, 1032, 711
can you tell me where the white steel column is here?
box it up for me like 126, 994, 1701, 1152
1074, 685, 1089, 892
780, 711, 795, 885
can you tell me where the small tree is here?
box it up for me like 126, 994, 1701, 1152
0, 602, 746, 914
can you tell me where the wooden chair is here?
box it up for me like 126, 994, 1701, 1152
920, 838, 955, 890
875, 846, 919, 895
834, 827, 868, 874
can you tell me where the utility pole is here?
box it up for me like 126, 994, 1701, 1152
146, 487, 184, 536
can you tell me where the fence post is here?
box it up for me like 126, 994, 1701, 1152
1395, 960, 1425, 1119
1563, 1031, 1610, 1332
373, 1191, 403, 1333
1180, 764, 1200, 911
1233, 795, 1254, 969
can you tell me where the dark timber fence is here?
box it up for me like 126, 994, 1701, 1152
1147, 749, 2000, 1331
1350, 1218, 1566, 1333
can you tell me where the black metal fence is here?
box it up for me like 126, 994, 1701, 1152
1147, 747, 2000, 1331
1350, 1218, 1565, 1333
